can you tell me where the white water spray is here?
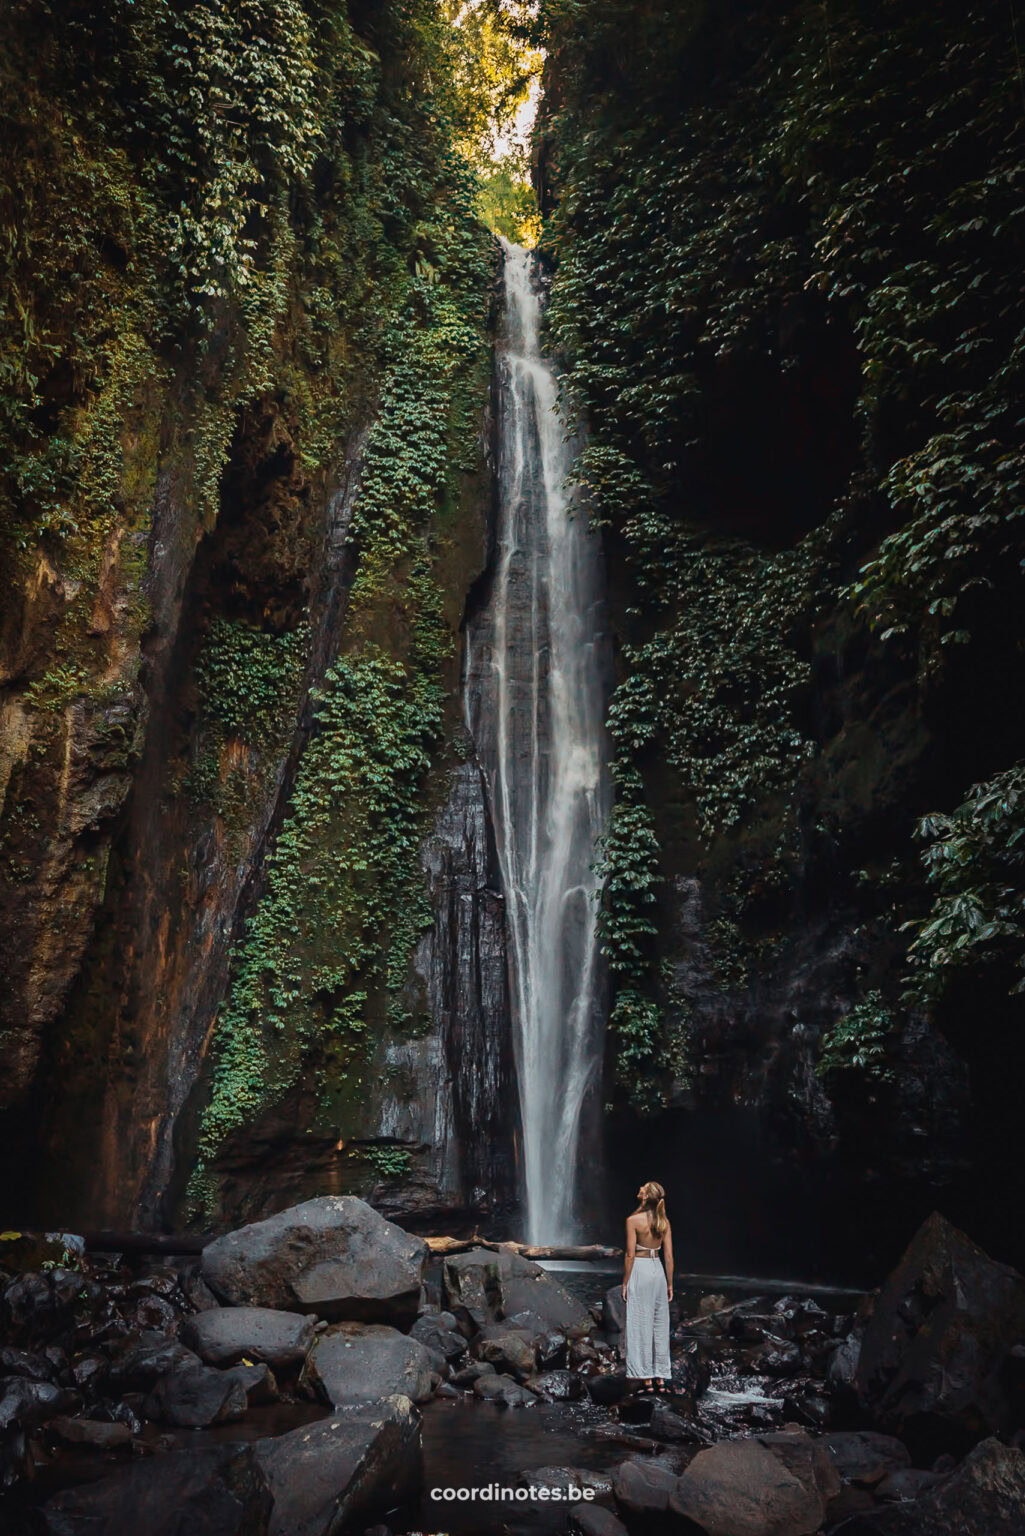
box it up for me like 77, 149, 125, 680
465, 240, 610, 1243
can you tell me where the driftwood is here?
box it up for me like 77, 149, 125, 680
423, 1235, 622, 1261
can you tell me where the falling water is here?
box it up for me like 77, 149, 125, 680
465, 240, 610, 1244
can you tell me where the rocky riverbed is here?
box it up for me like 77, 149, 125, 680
1, 1201, 1024, 1534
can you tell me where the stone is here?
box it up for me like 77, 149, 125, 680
104, 1334, 203, 1392
451, 1361, 495, 1387
408, 1315, 467, 1363
442, 1249, 501, 1331
524, 1369, 586, 1401
756, 1428, 843, 1504
821, 1431, 912, 1488
612, 1457, 680, 1515
253, 1395, 422, 1536
306, 1323, 435, 1407
221, 1361, 279, 1406
648, 1400, 698, 1444
520, 1466, 614, 1500
669, 1438, 826, 1535
471, 1371, 535, 1407
0, 1346, 54, 1382
570, 1507, 629, 1536
202, 1198, 427, 1325
827, 1437, 1025, 1534
48, 1415, 133, 1448
496, 1248, 595, 1336
587, 1372, 632, 1406
603, 1286, 626, 1334
0, 1377, 67, 1431
38, 1445, 272, 1535
875, 1468, 942, 1501
473, 1327, 537, 1381
503, 1309, 567, 1366
181, 1307, 317, 1372
854, 1212, 1025, 1453
144, 1365, 248, 1427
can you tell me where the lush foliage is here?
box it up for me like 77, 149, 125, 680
905, 765, 1025, 999
538, 0, 1025, 1096
817, 991, 896, 1083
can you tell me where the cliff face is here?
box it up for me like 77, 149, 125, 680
536, 0, 1025, 1275
0, 0, 515, 1231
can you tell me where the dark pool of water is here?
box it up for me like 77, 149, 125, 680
407, 1397, 628, 1536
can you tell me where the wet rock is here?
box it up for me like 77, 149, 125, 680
854, 1212, 1025, 1454
587, 1372, 632, 1406
180, 1266, 222, 1313
648, 1400, 698, 1443
520, 1465, 614, 1500
569, 1338, 601, 1370
104, 1334, 202, 1392
473, 1327, 537, 1380
761, 1337, 802, 1377
821, 1431, 911, 1488
202, 1198, 428, 1326
524, 1369, 586, 1402
71, 1353, 108, 1391
504, 1309, 567, 1366
48, 1415, 133, 1448
471, 1372, 535, 1407
38, 1444, 272, 1535
0, 1346, 55, 1382
129, 1267, 181, 1301
755, 1428, 843, 1505
451, 1361, 495, 1387
182, 1306, 316, 1372
122, 1293, 180, 1334
829, 1437, 1025, 1533
569, 1507, 629, 1536
307, 1323, 435, 1406
144, 1364, 248, 1427
669, 1438, 826, 1535
221, 1361, 279, 1406
253, 1395, 422, 1536
612, 1456, 680, 1514
3, 1271, 74, 1336
0, 1377, 68, 1430
876, 1468, 942, 1501
409, 1315, 467, 1363
674, 1342, 712, 1400
700, 1294, 729, 1315
443, 1250, 501, 1332
603, 1286, 626, 1334
497, 1248, 594, 1336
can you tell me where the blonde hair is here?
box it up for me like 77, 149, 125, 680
637, 1180, 668, 1238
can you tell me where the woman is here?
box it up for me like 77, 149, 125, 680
622, 1180, 673, 1393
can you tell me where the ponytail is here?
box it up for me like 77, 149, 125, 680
636, 1180, 668, 1236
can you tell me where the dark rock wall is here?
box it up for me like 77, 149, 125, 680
536, 0, 1025, 1277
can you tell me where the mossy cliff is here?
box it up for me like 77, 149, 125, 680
0, 0, 512, 1228
535, 0, 1025, 1272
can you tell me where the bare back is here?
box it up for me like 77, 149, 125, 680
629, 1212, 665, 1251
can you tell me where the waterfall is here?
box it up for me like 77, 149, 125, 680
465, 239, 611, 1244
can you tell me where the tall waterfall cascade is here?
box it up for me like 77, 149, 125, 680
465, 239, 611, 1244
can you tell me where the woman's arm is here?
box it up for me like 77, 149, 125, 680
663, 1221, 674, 1302
622, 1217, 636, 1300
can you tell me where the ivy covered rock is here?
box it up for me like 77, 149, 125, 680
201, 1198, 427, 1326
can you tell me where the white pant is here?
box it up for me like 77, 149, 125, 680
625, 1256, 671, 1379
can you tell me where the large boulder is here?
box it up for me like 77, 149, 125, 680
829, 1437, 1025, 1534
104, 1333, 204, 1393
306, 1323, 435, 1407
854, 1212, 1025, 1454
612, 1457, 680, 1516
472, 1325, 538, 1381
668, 1438, 826, 1536
181, 1307, 316, 1373
496, 1249, 595, 1337
442, 1249, 502, 1331
38, 1445, 272, 1535
201, 1198, 427, 1325
144, 1365, 248, 1427
253, 1395, 422, 1536
821, 1431, 911, 1489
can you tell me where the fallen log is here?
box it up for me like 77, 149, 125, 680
422, 1236, 622, 1261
